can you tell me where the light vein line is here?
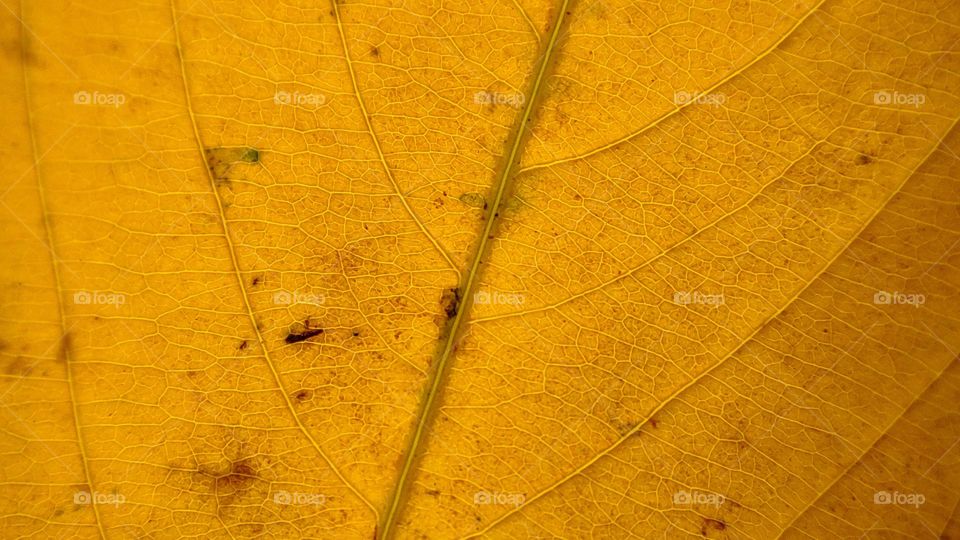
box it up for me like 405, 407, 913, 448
14, 1, 104, 537
168, 0, 377, 519
378, 1, 573, 537
469, 115, 960, 538
331, 1, 460, 279
516, 0, 829, 175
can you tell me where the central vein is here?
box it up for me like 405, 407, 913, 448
379, 1, 574, 537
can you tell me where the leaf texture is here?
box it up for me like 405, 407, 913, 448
0, 0, 958, 538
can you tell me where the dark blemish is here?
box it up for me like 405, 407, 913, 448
285, 329, 324, 344
701, 518, 726, 536
53, 508, 64, 517
56, 333, 72, 364
239, 340, 248, 350
5, 357, 32, 377
441, 287, 462, 319
215, 459, 258, 492
294, 390, 311, 401
458, 192, 486, 209
426, 489, 440, 496
649, 418, 659, 428
251, 277, 261, 286
352, 331, 360, 337
371, 46, 380, 57
856, 154, 873, 165
204, 147, 261, 184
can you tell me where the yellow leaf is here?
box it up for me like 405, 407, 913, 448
1, 0, 958, 538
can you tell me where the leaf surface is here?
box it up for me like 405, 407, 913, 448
1, 0, 959, 538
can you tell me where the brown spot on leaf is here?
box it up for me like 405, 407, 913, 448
440, 287, 461, 320
56, 333, 73, 364
701, 518, 726, 536
285, 329, 323, 344
5, 357, 32, 377
215, 459, 257, 491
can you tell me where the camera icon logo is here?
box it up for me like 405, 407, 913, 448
274, 91, 291, 105
873, 91, 892, 105
873, 291, 892, 304
74, 291, 92, 304
273, 291, 292, 305
273, 490, 292, 505
74, 491, 92, 505
73, 91, 91, 105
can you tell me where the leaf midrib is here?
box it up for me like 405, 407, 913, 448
378, 1, 574, 537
